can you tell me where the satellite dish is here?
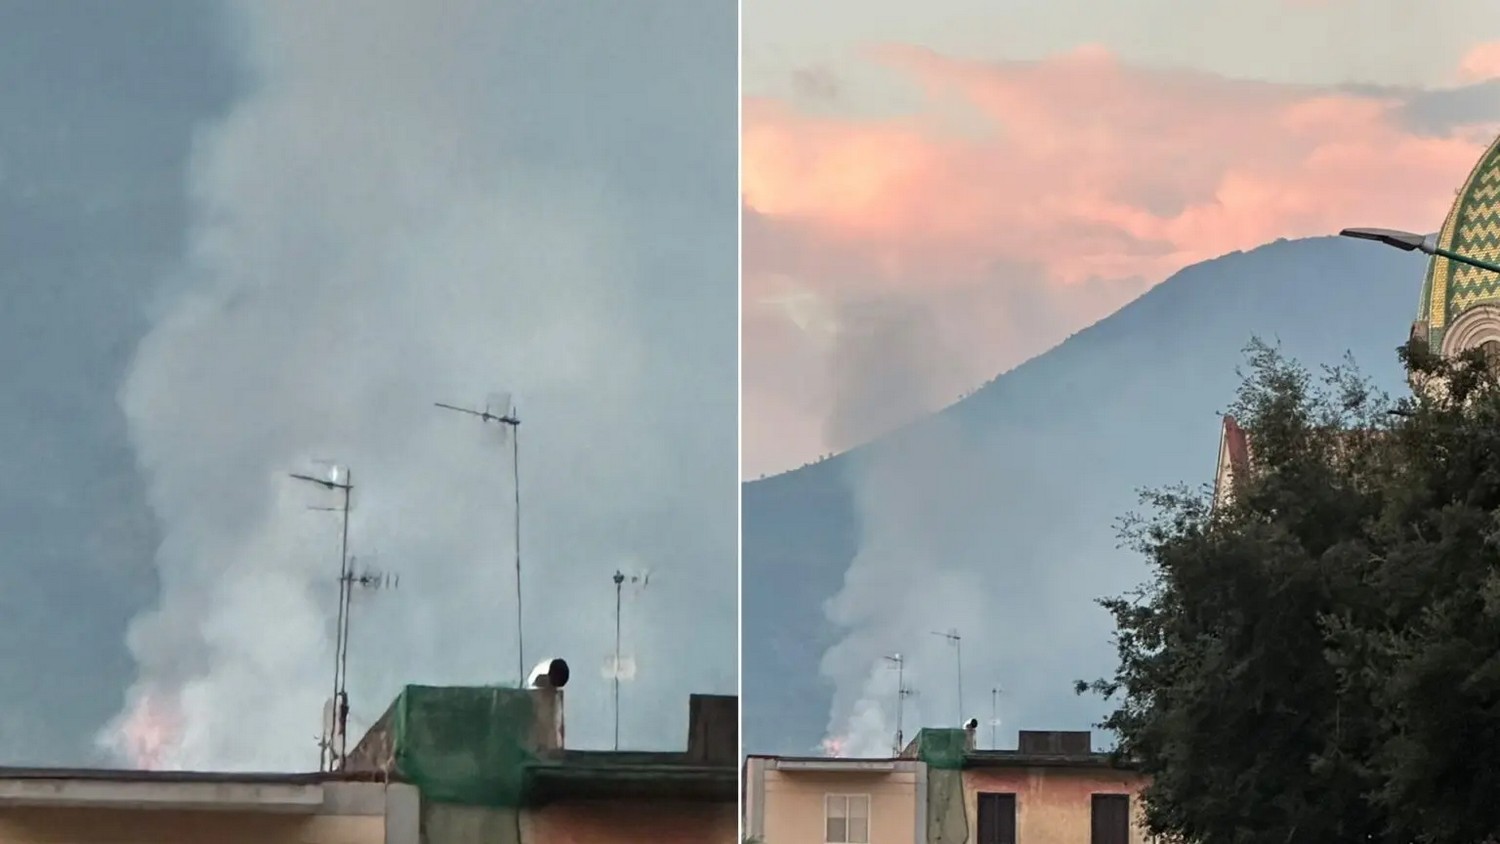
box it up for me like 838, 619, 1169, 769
528, 657, 570, 689
964, 718, 979, 731
321, 697, 336, 740
602, 654, 638, 681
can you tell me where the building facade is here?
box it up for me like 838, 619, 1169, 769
0, 684, 736, 844
742, 755, 927, 844
746, 728, 1148, 844
0, 769, 414, 844
342, 684, 738, 844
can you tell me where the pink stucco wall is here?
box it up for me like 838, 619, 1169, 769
963, 766, 1151, 844
522, 800, 736, 844
757, 768, 919, 844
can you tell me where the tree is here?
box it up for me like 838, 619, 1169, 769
1083, 338, 1500, 844
1324, 338, 1500, 844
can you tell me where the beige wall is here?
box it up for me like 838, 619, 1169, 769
756, 767, 919, 844
0, 807, 385, 844
963, 766, 1151, 844
523, 800, 736, 844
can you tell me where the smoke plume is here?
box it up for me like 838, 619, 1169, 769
818, 298, 995, 756
99, 0, 736, 770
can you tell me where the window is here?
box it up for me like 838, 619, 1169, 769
825, 793, 870, 843
977, 792, 1017, 844
1091, 794, 1130, 844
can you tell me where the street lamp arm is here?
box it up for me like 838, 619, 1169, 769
1430, 245, 1500, 277
1340, 227, 1500, 276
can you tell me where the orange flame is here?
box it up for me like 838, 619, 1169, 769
118, 690, 181, 770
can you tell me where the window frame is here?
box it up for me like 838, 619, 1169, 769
975, 790, 1018, 844
1090, 792, 1132, 844
824, 792, 872, 844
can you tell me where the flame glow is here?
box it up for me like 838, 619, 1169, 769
114, 690, 182, 770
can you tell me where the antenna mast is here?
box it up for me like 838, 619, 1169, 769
333, 556, 400, 766
435, 397, 525, 684
931, 629, 963, 727
613, 570, 625, 751
289, 464, 353, 773
608, 569, 649, 751
883, 653, 912, 755
990, 686, 1004, 750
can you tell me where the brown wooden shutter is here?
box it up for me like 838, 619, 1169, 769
977, 792, 1017, 844
1091, 794, 1130, 844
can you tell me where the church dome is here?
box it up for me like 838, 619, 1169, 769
1415, 132, 1500, 356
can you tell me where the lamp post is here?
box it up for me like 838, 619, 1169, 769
1339, 228, 1500, 276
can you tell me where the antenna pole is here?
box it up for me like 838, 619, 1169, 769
991, 687, 998, 750
931, 630, 963, 726
289, 465, 354, 772
434, 399, 523, 685
335, 562, 399, 770
957, 636, 964, 727
512, 421, 524, 688
883, 653, 906, 755
613, 570, 625, 751
896, 657, 904, 754
335, 473, 352, 768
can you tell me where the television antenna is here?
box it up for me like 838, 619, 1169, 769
289, 462, 352, 773
990, 686, 1005, 750
435, 393, 524, 685
327, 553, 400, 768
930, 629, 963, 727
607, 569, 651, 750
883, 653, 916, 755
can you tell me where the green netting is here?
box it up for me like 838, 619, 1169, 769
927, 768, 969, 844
915, 728, 968, 770
391, 684, 537, 807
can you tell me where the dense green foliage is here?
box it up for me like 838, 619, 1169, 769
1083, 338, 1500, 844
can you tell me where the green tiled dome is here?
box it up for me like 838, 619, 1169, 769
1417, 133, 1500, 353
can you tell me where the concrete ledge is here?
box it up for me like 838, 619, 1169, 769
771, 759, 900, 773
0, 777, 325, 813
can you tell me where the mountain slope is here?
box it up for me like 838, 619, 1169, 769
742, 235, 1426, 755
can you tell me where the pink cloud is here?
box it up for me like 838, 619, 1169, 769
743, 44, 1496, 476
1459, 41, 1500, 82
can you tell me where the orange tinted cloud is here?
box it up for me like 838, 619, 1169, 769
1460, 41, 1500, 82
743, 44, 1496, 475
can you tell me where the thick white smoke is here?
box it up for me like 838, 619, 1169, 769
819, 416, 995, 757
100, 0, 735, 770
817, 299, 996, 756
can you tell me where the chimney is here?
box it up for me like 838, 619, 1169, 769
686, 694, 736, 766
529, 687, 565, 754
963, 719, 978, 751
1017, 730, 1092, 755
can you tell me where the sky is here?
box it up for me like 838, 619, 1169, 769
742, 0, 1500, 477
0, 0, 736, 770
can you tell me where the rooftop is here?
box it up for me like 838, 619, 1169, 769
342, 684, 736, 807
751, 729, 1136, 772
0, 681, 736, 812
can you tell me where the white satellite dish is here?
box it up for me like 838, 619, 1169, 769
321, 697, 335, 740
602, 654, 637, 681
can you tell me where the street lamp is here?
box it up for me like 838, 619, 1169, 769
1339, 228, 1500, 275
